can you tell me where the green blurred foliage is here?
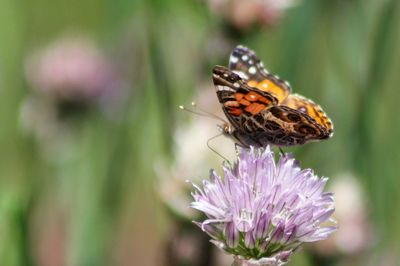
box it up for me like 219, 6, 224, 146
0, 0, 399, 265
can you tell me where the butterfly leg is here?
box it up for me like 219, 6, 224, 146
279, 147, 286, 157
206, 133, 231, 162
234, 143, 241, 157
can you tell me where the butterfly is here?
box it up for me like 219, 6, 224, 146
213, 45, 333, 147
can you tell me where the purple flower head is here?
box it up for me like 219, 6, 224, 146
191, 146, 336, 264
25, 35, 120, 105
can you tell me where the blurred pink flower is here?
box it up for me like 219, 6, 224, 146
207, 0, 300, 29
25, 35, 119, 104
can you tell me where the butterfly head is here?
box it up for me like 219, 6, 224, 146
217, 122, 234, 136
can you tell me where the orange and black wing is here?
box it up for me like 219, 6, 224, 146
212, 65, 277, 131
229, 45, 291, 103
214, 46, 334, 147
282, 93, 334, 136
251, 105, 332, 146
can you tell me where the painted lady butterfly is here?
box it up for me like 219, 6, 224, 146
213, 45, 333, 147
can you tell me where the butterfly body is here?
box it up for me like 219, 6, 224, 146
213, 46, 333, 147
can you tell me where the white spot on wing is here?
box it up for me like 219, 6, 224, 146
230, 56, 238, 63
248, 66, 257, 75
217, 85, 235, 92
233, 70, 249, 80
299, 107, 307, 113
242, 55, 249, 61
258, 62, 269, 74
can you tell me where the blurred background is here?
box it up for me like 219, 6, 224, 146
0, 0, 399, 265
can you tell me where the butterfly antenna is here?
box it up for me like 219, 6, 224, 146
206, 133, 230, 162
179, 102, 227, 124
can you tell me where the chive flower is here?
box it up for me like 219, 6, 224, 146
191, 146, 336, 265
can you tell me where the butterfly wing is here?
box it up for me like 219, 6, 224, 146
212, 65, 278, 131
229, 45, 291, 103
253, 105, 332, 146
282, 93, 334, 135
213, 46, 333, 147
213, 66, 331, 147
